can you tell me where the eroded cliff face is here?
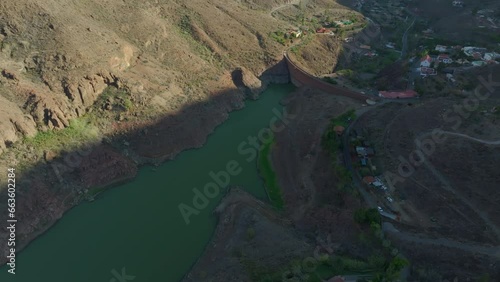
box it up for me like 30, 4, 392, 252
0, 0, 297, 154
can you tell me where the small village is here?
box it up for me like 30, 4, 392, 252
416, 45, 499, 78
346, 128, 400, 221
339, 0, 500, 99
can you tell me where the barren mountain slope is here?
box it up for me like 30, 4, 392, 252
0, 0, 299, 153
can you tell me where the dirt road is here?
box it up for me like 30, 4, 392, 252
417, 130, 500, 240
438, 130, 500, 145
383, 223, 500, 258
270, 0, 301, 16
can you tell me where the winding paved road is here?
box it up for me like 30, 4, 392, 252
400, 17, 415, 60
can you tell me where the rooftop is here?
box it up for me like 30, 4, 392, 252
420, 55, 432, 62
379, 90, 418, 99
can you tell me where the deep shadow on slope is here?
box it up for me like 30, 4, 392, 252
0, 81, 283, 266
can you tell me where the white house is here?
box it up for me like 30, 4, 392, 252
435, 45, 448, 52
484, 52, 500, 61
462, 46, 476, 56
472, 61, 487, 67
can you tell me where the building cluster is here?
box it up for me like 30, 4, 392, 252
355, 146, 375, 167
418, 45, 499, 77
362, 176, 388, 192
462, 46, 500, 67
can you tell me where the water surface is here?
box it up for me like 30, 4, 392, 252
0, 84, 294, 282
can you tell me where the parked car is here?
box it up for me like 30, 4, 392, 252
377, 206, 384, 213
386, 196, 393, 203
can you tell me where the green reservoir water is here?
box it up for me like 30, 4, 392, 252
1, 84, 294, 282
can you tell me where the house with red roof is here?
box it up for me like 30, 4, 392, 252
472, 52, 483, 60
316, 27, 328, 33
327, 276, 345, 282
364, 51, 378, 57
334, 125, 345, 135
363, 176, 376, 184
420, 67, 437, 76
420, 55, 432, 67
379, 90, 418, 99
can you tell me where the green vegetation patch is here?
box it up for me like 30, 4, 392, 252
354, 207, 381, 225
290, 34, 314, 55
176, 14, 224, 67
270, 31, 287, 46
321, 110, 356, 191
258, 138, 284, 210
93, 86, 133, 112
24, 117, 100, 155
322, 109, 356, 155
349, 49, 400, 75
257, 139, 285, 210
323, 77, 338, 85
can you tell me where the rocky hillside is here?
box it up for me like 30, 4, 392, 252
0, 0, 301, 155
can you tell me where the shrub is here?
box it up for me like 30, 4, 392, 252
246, 227, 256, 241
323, 77, 338, 84
122, 98, 133, 111
354, 208, 381, 225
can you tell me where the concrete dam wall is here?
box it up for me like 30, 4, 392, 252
284, 52, 370, 102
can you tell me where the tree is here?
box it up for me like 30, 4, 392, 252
385, 256, 409, 281
414, 83, 425, 95
479, 273, 491, 282
354, 208, 367, 224
372, 274, 384, 282
354, 208, 381, 225
437, 62, 445, 72
368, 253, 386, 268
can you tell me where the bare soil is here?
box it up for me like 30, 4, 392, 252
354, 65, 500, 279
